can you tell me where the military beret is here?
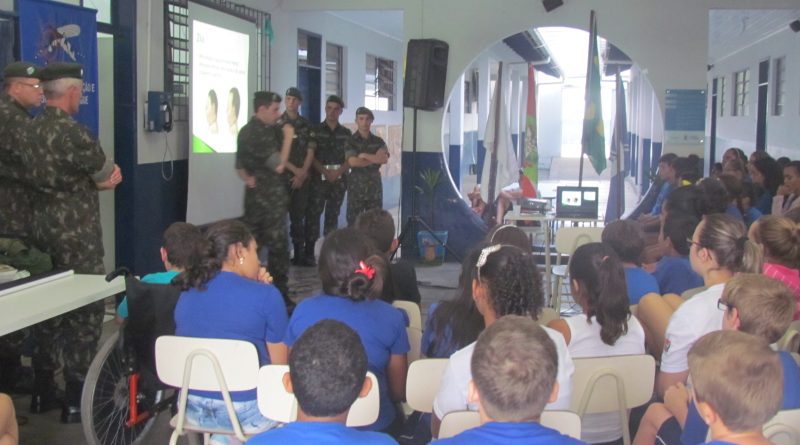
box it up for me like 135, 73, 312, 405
285, 87, 302, 101
2, 62, 41, 80
355, 106, 374, 120
326, 95, 345, 108
39, 63, 84, 82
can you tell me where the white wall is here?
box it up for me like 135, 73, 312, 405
708, 26, 800, 161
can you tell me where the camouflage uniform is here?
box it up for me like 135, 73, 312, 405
0, 92, 36, 238
26, 105, 111, 383
282, 111, 317, 260
236, 116, 290, 299
345, 132, 387, 225
306, 120, 351, 248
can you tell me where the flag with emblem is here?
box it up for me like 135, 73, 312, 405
581, 10, 606, 176
523, 64, 539, 192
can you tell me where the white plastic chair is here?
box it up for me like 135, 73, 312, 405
763, 408, 800, 445
538, 307, 560, 326
570, 354, 656, 445
405, 358, 449, 413
550, 226, 604, 310
154, 336, 260, 445
406, 327, 422, 364
256, 364, 380, 427
393, 300, 422, 330
777, 320, 800, 353
438, 410, 582, 439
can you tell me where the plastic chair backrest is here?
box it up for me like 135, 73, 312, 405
393, 300, 422, 330
407, 327, 422, 363
256, 364, 380, 427
777, 322, 800, 353
570, 354, 656, 445
553, 226, 604, 256
538, 307, 560, 326
405, 358, 449, 413
763, 408, 800, 445
438, 410, 582, 439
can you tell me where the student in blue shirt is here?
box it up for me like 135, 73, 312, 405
651, 212, 704, 296
432, 316, 586, 445
284, 228, 409, 434
116, 222, 203, 320
602, 220, 659, 304
247, 320, 397, 444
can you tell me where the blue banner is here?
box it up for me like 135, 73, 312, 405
18, 0, 99, 135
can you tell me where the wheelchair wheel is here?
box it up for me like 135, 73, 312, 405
81, 331, 163, 445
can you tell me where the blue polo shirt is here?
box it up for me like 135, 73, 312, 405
246, 421, 398, 444
432, 421, 587, 445
652, 256, 704, 296
625, 266, 660, 304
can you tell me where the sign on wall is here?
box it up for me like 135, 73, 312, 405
664, 89, 705, 145
18, 0, 99, 135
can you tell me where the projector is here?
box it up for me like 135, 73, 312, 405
520, 198, 549, 214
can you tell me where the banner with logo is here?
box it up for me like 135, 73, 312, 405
18, 0, 99, 135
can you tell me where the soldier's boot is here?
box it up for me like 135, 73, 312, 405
30, 368, 60, 414
0, 353, 20, 393
61, 379, 83, 423
291, 243, 304, 266
301, 243, 317, 267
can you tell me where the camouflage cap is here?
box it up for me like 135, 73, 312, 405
326, 94, 345, 108
285, 87, 303, 101
355, 106, 374, 120
2, 61, 41, 80
39, 63, 84, 82
255, 91, 281, 103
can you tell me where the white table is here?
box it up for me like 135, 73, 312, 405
0, 274, 125, 336
504, 210, 600, 304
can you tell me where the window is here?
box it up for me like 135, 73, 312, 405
326, 42, 343, 98
733, 69, 749, 116
298, 30, 321, 68
365, 54, 395, 111
717, 76, 725, 117
773, 57, 785, 116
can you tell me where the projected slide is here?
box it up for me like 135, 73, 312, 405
191, 20, 249, 153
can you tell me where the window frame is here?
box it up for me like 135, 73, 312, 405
325, 41, 344, 99
732, 68, 749, 117
364, 53, 396, 112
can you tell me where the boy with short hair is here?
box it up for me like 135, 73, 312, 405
432, 315, 585, 445
688, 331, 782, 445
116, 222, 202, 319
247, 319, 396, 444
355, 209, 421, 305
650, 213, 703, 296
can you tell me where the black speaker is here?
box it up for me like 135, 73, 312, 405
790, 19, 800, 33
403, 39, 449, 110
542, 0, 564, 12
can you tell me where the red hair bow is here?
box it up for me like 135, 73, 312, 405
355, 261, 375, 280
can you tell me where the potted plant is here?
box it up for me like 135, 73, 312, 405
415, 169, 448, 264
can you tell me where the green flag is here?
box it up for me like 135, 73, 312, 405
582, 10, 606, 175
264, 18, 274, 44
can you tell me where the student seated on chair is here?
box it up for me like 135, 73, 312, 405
116, 222, 203, 321
748, 215, 800, 319
431, 315, 586, 445
548, 243, 646, 444
284, 228, 409, 434
431, 245, 574, 438
174, 220, 289, 444
688, 331, 782, 445
247, 320, 397, 444
633, 274, 800, 445
602, 220, 659, 304
355, 208, 422, 306
649, 212, 703, 296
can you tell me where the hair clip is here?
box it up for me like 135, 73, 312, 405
476, 244, 503, 270
355, 261, 375, 280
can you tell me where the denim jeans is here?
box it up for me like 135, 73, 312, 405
185, 394, 278, 440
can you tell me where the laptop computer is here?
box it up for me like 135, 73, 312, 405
555, 186, 599, 219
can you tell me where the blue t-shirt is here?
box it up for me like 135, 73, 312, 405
285, 294, 410, 431
117, 270, 180, 318
680, 351, 800, 445
743, 207, 762, 228
651, 182, 673, 215
432, 421, 587, 445
174, 271, 288, 401
754, 192, 773, 215
625, 267, 660, 304
421, 302, 458, 359
725, 204, 744, 222
246, 421, 398, 444
652, 256, 704, 296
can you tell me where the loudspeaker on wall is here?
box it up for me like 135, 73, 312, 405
403, 39, 449, 110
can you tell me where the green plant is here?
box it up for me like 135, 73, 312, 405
415, 168, 442, 228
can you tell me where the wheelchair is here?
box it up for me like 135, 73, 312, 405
81, 268, 182, 445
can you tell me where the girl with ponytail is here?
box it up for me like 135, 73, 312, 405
284, 227, 409, 434
174, 219, 289, 443
548, 243, 646, 444
750, 215, 800, 319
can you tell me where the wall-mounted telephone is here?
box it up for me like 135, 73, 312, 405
146, 91, 173, 132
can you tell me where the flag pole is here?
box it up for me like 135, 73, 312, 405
487, 61, 503, 204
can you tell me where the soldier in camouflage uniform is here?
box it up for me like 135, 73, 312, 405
346, 106, 389, 225
281, 87, 318, 266
236, 91, 294, 309
0, 61, 43, 239
306, 95, 351, 257
24, 63, 122, 422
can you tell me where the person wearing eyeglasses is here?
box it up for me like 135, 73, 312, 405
0, 61, 43, 238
